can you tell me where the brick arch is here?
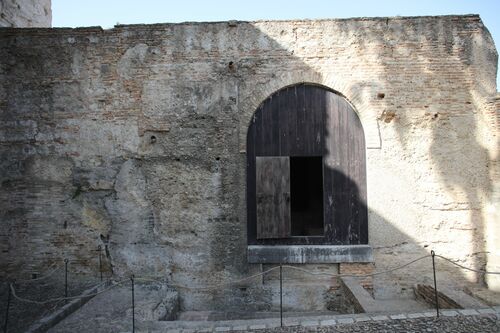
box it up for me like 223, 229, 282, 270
238, 73, 380, 151
245, 83, 368, 246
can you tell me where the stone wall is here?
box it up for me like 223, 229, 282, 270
0, 15, 498, 311
486, 94, 500, 291
0, 0, 51, 27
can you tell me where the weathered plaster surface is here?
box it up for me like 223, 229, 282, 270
0, 0, 51, 27
0, 15, 498, 311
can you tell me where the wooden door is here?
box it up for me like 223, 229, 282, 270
247, 84, 367, 245
256, 157, 291, 239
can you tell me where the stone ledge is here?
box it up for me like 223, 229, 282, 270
136, 307, 499, 332
25, 282, 107, 333
247, 245, 373, 264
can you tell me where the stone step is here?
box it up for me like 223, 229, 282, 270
177, 310, 339, 321
415, 284, 488, 309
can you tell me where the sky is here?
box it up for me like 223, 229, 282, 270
53, 0, 499, 90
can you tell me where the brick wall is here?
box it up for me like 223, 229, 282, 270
0, 15, 498, 310
339, 263, 375, 290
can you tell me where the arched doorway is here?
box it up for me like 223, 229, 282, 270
247, 84, 368, 250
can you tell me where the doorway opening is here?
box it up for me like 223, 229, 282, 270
290, 156, 324, 236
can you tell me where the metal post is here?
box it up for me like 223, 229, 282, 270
279, 264, 283, 327
3, 282, 12, 333
64, 259, 69, 300
131, 275, 135, 333
98, 246, 103, 282
431, 250, 439, 318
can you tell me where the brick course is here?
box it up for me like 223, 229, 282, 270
0, 15, 498, 310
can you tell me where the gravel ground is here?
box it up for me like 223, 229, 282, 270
259, 315, 499, 333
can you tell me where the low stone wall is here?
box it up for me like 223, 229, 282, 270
414, 284, 461, 309
414, 284, 487, 309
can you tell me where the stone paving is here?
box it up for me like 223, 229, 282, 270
258, 315, 499, 333
109, 307, 500, 333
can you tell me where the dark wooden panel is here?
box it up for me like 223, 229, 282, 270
278, 87, 290, 155
312, 85, 325, 154
269, 93, 281, 156
256, 156, 291, 239
261, 96, 278, 155
247, 84, 367, 246
294, 85, 306, 155
347, 98, 368, 244
246, 120, 257, 242
287, 86, 299, 156
254, 104, 264, 156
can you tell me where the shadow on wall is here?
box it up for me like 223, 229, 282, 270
0, 17, 496, 314
361, 18, 498, 284
195, 168, 482, 312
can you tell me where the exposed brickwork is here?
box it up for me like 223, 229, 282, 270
415, 284, 462, 309
0, 15, 498, 311
339, 263, 375, 290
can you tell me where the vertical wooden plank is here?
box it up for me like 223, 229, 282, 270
246, 121, 257, 243
351, 104, 368, 244
312, 85, 325, 155
303, 85, 314, 155
256, 156, 291, 239
333, 93, 346, 243
254, 104, 264, 156
261, 97, 273, 155
270, 92, 281, 156
340, 95, 351, 244
352, 99, 363, 244
323, 92, 338, 243
287, 86, 298, 156
279, 87, 289, 155
295, 84, 306, 155
332, 94, 348, 244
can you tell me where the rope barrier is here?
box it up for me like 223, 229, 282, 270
134, 254, 428, 290
435, 255, 500, 275
166, 266, 281, 291
8, 253, 500, 306
9, 279, 126, 305
14, 262, 64, 284
283, 254, 432, 278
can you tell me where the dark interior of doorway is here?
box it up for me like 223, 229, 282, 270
290, 156, 324, 236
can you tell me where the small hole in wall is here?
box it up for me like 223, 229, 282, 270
215, 157, 220, 161
150, 135, 157, 144
433, 113, 439, 119
32, 273, 38, 279
228, 61, 235, 70
377, 93, 385, 99
63, 221, 68, 229
175, 158, 180, 161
